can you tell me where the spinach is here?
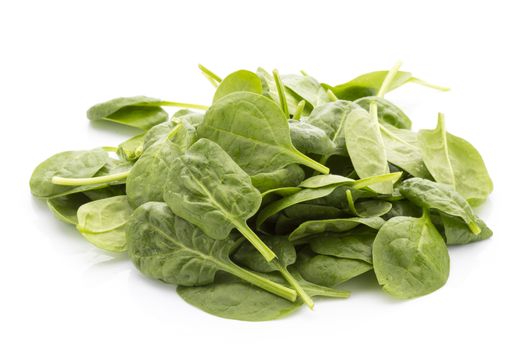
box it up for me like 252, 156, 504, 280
127, 202, 296, 301
372, 212, 450, 298
87, 96, 168, 130
30, 63, 493, 320
163, 138, 276, 261
418, 114, 493, 206
198, 92, 329, 174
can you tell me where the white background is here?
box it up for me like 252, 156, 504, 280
1, 1, 524, 349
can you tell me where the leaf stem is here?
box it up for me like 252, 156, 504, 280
377, 60, 403, 98
198, 64, 222, 83
352, 172, 403, 189
52, 171, 130, 186
102, 146, 119, 153
292, 151, 330, 174
222, 263, 297, 302
275, 264, 314, 309
155, 101, 209, 110
345, 189, 358, 216
293, 100, 306, 121
326, 89, 338, 102
234, 221, 276, 262
272, 69, 289, 117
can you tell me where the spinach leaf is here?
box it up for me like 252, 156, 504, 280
296, 248, 372, 287
289, 119, 336, 155
30, 148, 110, 198
309, 229, 376, 263
163, 138, 276, 261
76, 195, 132, 252
198, 92, 329, 174
250, 164, 305, 193
281, 74, 330, 109
441, 214, 493, 245
398, 178, 481, 234
372, 212, 450, 298
177, 274, 301, 322
344, 104, 391, 194
213, 70, 263, 102
46, 193, 91, 225
127, 202, 296, 301
418, 114, 493, 206
355, 96, 412, 129
117, 133, 145, 161
87, 96, 168, 130
308, 100, 362, 156
288, 216, 384, 242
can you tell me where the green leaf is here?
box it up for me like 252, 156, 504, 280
250, 164, 305, 193
372, 213, 450, 298
355, 96, 412, 129
87, 96, 168, 130
296, 248, 372, 287
127, 202, 296, 301
177, 274, 301, 322
288, 216, 384, 242
163, 138, 276, 261
198, 92, 329, 175
441, 214, 492, 245
46, 193, 91, 225
418, 114, 493, 206
289, 119, 336, 155
344, 106, 391, 194
309, 228, 375, 263
30, 148, 109, 198
281, 74, 330, 109
213, 70, 263, 102
398, 178, 481, 234
117, 133, 145, 161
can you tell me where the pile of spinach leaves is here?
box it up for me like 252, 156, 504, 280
30, 62, 493, 321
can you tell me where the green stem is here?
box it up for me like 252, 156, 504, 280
166, 123, 183, 141
468, 221, 481, 235
292, 151, 330, 174
409, 77, 450, 91
293, 100, 306, 120
345, 189, 358, 216
155, 101, 209, 110
222, 263, 297, 302
52, 170, 130, 186
326, 89, 338, 102
275, 264, 314, 309
102, 146, 118, 153
300, 70, 309, 77
234, 221, 276, 262
377, 60, 403, 98
272, 69, 289, 117
198, 64, 222, 83
352, 172, 403, 189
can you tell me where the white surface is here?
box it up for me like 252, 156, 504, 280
1, 1, 524, 349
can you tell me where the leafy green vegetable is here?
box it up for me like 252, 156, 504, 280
418, 114, 493, 206
87, 96, 168, 130
372, 212, 450, 298
127, 202, 296, 301
30, 63, 493, 320
398, 178, 481, 234
198, 92, 329, 175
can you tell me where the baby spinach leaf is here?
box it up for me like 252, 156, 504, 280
141, 120, 177, 151
372, 212, 450, 299
288, 267, 350, 299
213, 70, 263, 102
163, 138, 275, 261
418, 114, 493, 206
309, 229, 375, 263
289, 119, 336, 155
117, 133, 144, 161
198, 92, 329, 175
355, 96, 412, 129
127, 202, 296, 301
46, 193, 91, 225
296, 248, 372, 287
126, 123, 194, 208
281, 74, 330, 109
30, 148, 110, 198
380, 124, 431, 178
354, 199, 393, 217
288, 216, 385, 242
398, 178, 481, 234
441, 214, 493, 245
177, 274, 302, 322
171, 109, 204, 127
344, 104, 391, 194
87, 96, 168, 130
250, 164, 305, 193
308, 100, 362, 156
382, 200, 422, 220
